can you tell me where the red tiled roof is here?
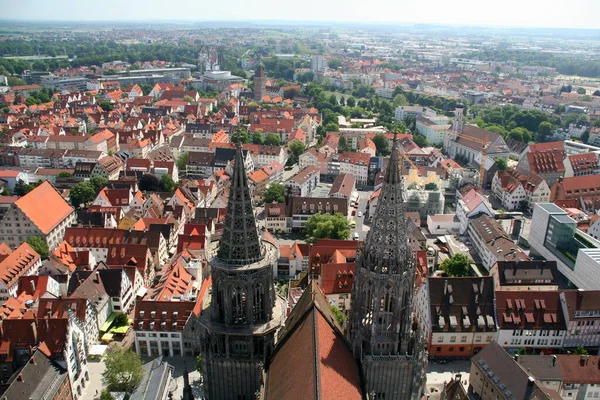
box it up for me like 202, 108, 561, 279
568, 153, 598, 173
0, 243, 39, 288
265, 282, 361, 400
528, 150, 566, 174
15, 182, 74, 234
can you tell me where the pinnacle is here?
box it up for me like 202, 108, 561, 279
217, 144, 264, 265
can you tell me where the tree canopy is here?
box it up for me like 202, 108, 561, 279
102, 348, 143, 394
304, 213, 351, 243
70, 182, 96, 208
372, 133, 390, 156
263, 133, 281, 146
263, 183, 285, 204
413, 134, 429, 148
90, 176, 108, 192
288, 141, 306, 165
231, 129, 250, 144
440, 253, 471, 277
139, 174, 160, 192
495, 158, 508, 171
160, 174, 175, 193
26, 236, 49, 259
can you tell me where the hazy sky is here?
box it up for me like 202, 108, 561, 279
3, 0, 600, 29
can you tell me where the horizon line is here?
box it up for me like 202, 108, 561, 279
1, 19, 600, 31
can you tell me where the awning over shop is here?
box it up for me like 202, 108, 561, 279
110, 325, 130, 334
89, 344, 108, 357
100, 313, 118, 332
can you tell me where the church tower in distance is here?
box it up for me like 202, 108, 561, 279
349, 134, 427, 400
199, 143, 284, 400
253, 64, 266, 102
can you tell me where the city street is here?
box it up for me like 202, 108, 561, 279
351, 190, 372, 241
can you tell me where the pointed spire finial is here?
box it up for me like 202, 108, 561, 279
217, 143, 264, 265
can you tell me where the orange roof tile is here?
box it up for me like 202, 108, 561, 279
15, 182, 74, 235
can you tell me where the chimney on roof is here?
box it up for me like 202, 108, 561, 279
552, 355, 557, 366
30, 356, 36, 365
514, 354, 519, 362
444, 279, 448, 295
30, 279, 36, 294
581, 355, 587, 367
17, 373, 24, 382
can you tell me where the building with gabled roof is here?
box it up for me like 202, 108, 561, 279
0, 349, 73, 400
262, 281, 362, 400
0, 181, 76, 250
492, 168, 550, 211
469, 341, 561, 400
495, 290, 567, 350
421, 276, 496, 359
564, 152, 600, 177
0, 242, 41, 304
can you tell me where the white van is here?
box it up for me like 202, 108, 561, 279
353, 232, 359, 240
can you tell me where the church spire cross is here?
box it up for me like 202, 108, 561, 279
217, 143, 264, 265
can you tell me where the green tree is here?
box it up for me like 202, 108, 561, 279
392, 94, 408, 108
537, 121, 553, 142
346, 97, 356, 107
90, 176, 108, 192
263, 183, 285, 204
440, 253, 471, 277
263, 133, 281, 146
13, 179, 34, 196
0, 188, 10, 196
327, 58, 342, 70
160, 174, 175, 193
139, 174, 160, 192
495, 158, 508, 171
338, 136, 350, 152
114, 312, 129, 327
372, 133, 390, 156
577, 87, 587, 95
177, 152, 189, 172
288, 141, 306, 164
102, 348, 143, 394
98, 101, 113, 112
575, 346, 589, 355
304, 213, 351, 243
231, 129, 250, 144
26, 236, 49, 259
329, 304, 346, 326
57, 171, 72, 178
581, 130, 591, 144
251, 131, 263, 145
70, 182, 96, 208
182, 95, 195, 103
324, 122, 339, 132
100, 390, 114, 400
413, 134, 429, 148
509, 127, 532, 143
424, 182, 439, 191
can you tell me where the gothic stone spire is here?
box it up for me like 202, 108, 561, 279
361, 133, 410, 274
217, 143, 264, 265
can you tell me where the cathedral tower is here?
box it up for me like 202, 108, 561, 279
199, 143, 283, 400
350, 135, 426, 400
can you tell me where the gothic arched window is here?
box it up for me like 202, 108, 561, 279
232, 286, 247, 324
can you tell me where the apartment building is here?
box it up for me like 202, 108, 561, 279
422, 277, 497, 358
0, 182, 76, 250
284, 166, 320, 197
